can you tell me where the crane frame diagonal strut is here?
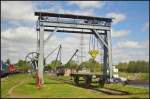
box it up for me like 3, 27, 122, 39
44, 27, 58, 44
35, 12, 113, 84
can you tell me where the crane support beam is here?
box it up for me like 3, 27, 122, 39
106, 30, 113, 79
92, 29, 113, 80
35, 12, 112, 22
37, 28, 106, 35
40, 21, 111, 31
92, 29, 108, 48
38, 24, 44, 84
44, 27, 58, 43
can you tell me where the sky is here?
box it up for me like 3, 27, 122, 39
1, 1, 149, 65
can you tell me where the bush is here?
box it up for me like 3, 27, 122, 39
117, 60, 149, 73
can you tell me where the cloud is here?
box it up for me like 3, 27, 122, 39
106, 12, 126, 24
141, 40, 149, 48
1, 26, 149, 64
68, 1, 105, 9
111, 39, 149, 64
112, 48, 149, 64
32, 1, 94, 16
1, 1, 37, 21
1, 1, 94, 64
1, 1, 94, 30
142, 22, 149, 32
36, 4, 94, 16
1, 26, 92, 64
1, 1, 148, 65
111, 29, 130, 38
1, 27, 37, 43
61, 9, 93, 16
1, 27, 37, 63
116, 41, 141, 49
115, 40, 149, 49
1, 38, 37, 63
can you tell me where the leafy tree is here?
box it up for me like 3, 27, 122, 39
65, 60, 79, 73
15, 60, 28, 67
6, 58, 11, 64
117, 60, 149, 73
49, 60, 62, 69
15, 59, 30, 72
79, 58, 101, 73
116, 62, 128, 72
46, 64, 52, 69
65, 60, 78, 70
79, 61, 90, 70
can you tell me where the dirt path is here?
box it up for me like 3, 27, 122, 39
7, 77, 29, 96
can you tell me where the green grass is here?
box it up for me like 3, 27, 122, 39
119, 72, 149, 81
1, 74, 30, 97
104, 83, 149, 94
103, 82, 149, 98
1, 74, 106, 98
1, 73, 149, 98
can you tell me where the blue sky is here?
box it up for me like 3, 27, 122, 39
1, 1, 149, 64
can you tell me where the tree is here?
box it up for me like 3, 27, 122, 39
6, 58, 10, 64
65, 60, 78, 70
79, 61, 89, 70
117, 60, 149, 73
79, 58, 101, 73
49, 60, 62, 69
116, 62, 128, 72
15, 60, 27, 67
46, 64, 52, 69
15, 59, 30, 72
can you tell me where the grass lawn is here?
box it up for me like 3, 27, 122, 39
1, 74, 30, 97
1, 73, 149, 98
104, 83, 149, 94
118, 72, 149, 81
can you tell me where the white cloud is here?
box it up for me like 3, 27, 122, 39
141, 40, 149, 48
60, 9, 93, 16
1, 26, 37, 63
1, 38, 37, 63
32, 1, 94, 16
106, 12, 126, 24
115, 40, 149, 49
1, 27, 37, 43
112, 40, 149, 64
1, 26, 149, 64
1, 1, 149, 65
142, 22, 149, 32
113, 48, 149, 63
68, 1, 105, 9
1, 1, 94, 29
112, 48, 149, 64
1, 26, 92, 64
116, 41, 141, 49
37, 5, 94, 16
1, 1, 95, 64
1, 1, 37, 21
111, 29, 130, 38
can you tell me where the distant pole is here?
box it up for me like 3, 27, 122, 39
80, 34, 85, 63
